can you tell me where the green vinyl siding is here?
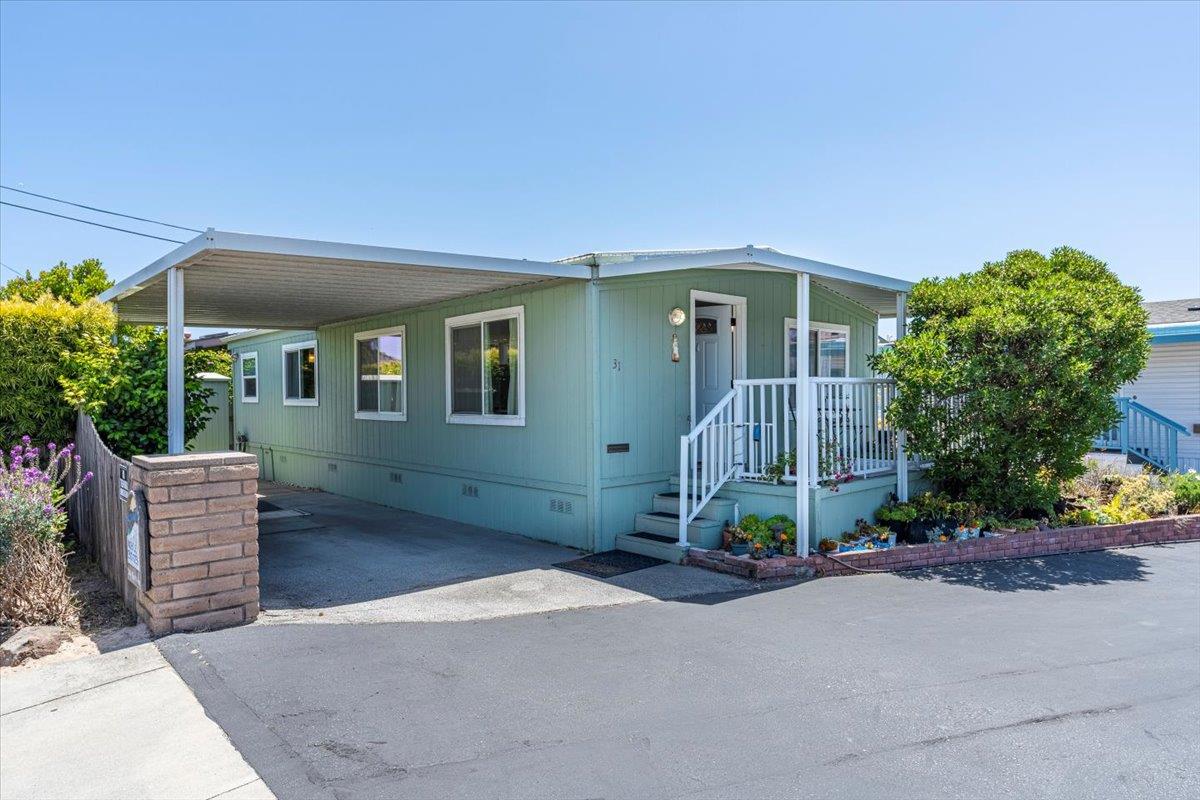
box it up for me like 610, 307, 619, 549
228, 279, 591, 549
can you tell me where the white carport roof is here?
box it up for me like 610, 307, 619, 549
100, 230, 589, 328
101, 233, 912, 328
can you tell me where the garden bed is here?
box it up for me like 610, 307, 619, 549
685, 514, 1200, 582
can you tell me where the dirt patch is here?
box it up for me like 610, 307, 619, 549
0, 553, 148, 673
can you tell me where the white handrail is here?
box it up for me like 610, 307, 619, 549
678, 386, 740, 546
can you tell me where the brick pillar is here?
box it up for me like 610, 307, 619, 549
130, 452, 260, 635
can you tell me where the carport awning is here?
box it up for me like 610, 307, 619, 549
100, 230, 590, 328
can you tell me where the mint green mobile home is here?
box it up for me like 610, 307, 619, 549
102, 232, 919, 559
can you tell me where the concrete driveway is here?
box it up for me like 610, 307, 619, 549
162, 543, 1200, 800
255, 483, 748, 624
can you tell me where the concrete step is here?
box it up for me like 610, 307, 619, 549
614, 532, 688, 564
634, 511, 725, 549
652, 491, 737, 523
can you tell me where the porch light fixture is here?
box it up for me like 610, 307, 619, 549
669, 307, 686, 363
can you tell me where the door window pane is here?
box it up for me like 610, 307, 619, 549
484, 317, 518, 415
450, 325, 483, 414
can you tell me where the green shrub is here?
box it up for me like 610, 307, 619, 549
0, 295, 116, 447
65, 326, 217, 459
1, 258, 112, 305
1165, 471, 1200, 514
872, 247, 1148, 514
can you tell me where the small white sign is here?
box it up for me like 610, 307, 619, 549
118, 465, 129, 501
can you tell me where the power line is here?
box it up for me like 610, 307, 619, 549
0, 184, 203, 233
0, 200, 186, 244
0, 260, 23, 279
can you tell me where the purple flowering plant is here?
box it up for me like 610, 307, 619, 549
1, 435, 94, 553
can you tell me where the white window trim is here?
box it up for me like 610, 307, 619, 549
443, 305, 526, 427
239, 350, 259, 404
354, 325, 408, 422
281, 340, 319, 407
784, 318, 851, 377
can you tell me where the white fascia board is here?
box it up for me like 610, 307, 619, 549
595, 246, 914, 293
99, 230, 589, 306
99, 231, 214, 303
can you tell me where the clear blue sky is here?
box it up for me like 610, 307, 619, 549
2, 0, 1198, 315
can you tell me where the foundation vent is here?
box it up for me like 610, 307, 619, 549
550, 498, 574, 515
389, 472, 404, 484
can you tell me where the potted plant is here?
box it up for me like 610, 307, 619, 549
729, 524, 752, 556
875, 497, 918, 540
818, 537, 840, 553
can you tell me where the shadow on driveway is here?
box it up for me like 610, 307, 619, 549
254, 483, 755, 623
895, 547, 1151, 592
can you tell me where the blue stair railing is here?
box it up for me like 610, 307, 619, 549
1093, 397, 1191, 472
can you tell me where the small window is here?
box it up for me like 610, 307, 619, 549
444, 306, 524, 426
282, 341, 318, 406
785, 319, 849, 378
355, 326, 407, 421
240, 351, 259, 403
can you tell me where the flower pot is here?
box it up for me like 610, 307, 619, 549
731, 542, 750, 556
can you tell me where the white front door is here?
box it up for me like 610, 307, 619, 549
694, 305, 733, 418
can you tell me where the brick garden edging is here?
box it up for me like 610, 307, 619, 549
685, 514, 1200, 582
130, 451, 260, 634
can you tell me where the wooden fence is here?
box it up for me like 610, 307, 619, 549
69, 414, 135, 607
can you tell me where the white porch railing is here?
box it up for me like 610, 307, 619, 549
810, 378, 900, 483
677, 386, 741, 545
677, 377, 902, 544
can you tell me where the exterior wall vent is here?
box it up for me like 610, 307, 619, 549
461, 483, 479, 498
550, 498, 574, 514
389, 472, 404, 484
328, 462, 338, 472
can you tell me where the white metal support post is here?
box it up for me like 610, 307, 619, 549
166, 266, 185, 454
795, 273, 811, 557
894, 291, 908, 501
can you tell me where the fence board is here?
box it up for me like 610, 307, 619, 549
68, 415, 134, 607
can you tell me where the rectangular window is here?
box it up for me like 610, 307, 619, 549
444, 306, 524, 426
355, 326, 407, 420
282, 340, 318, 406
240, 351, 258, 403
785, 319, 849, 378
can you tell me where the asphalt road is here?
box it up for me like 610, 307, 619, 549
160, 543, 1200, 800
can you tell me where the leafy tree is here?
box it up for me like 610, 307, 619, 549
0, 295, 117, 447
871, 247, 1149, 514
65, 326, 217, 459
1, 258, 113, 304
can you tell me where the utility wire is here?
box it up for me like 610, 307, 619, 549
0, 200, 186, 244
0, 260, 23, 279
0, 184, 203, 233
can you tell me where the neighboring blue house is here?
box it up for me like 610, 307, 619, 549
1094, 299, 1199, 472
101, 232, 918, 559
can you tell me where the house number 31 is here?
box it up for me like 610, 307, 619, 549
611, 359, 622, 371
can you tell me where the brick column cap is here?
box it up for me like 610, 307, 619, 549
133, 451, 258, 470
